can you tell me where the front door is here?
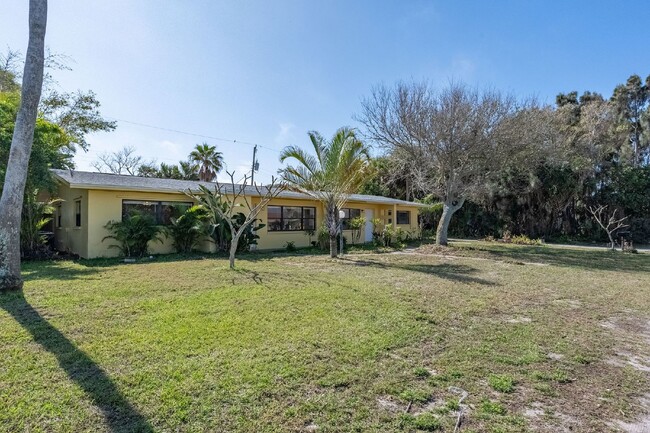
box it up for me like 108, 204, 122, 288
364, 209, 374, 243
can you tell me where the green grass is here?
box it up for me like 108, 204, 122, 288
1, 243, 649, 432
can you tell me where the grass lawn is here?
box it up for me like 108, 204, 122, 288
1, 243, 649, 432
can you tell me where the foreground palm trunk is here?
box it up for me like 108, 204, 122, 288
435, 198, 465, 246
0, 0, 47, 291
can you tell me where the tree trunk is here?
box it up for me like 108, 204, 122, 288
229, 231, 242, 269
435, 198, 465, 246
608, 232, 615, 251
0, 0, 47, 291
325, 204, 338, 258
329, 235, 337, 258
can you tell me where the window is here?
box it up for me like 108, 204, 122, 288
56, 205, 62, 228
75, 200, 82, 227
340, 208, 361, 230
122, 200, 192, 225
396, 210, 410, 225
267, 205, 316, 231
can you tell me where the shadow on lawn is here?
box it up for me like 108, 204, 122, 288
0, 291, 153, 433
341, 258, 497, 286
22, 262, 103, 281
455, 244, 650, 273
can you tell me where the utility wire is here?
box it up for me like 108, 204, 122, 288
106, 117, 282, 154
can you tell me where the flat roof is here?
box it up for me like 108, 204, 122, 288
51, 169, 427, 207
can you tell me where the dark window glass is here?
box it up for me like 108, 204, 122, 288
160, 202, 191, 225
396, 211, 410, 225
283, 218, 302, 231
267, 206, 316, 231
75, 201, 82, 227
57, 206, 62, 228
341, 208, 361, 230
268, 206, 282, 219
303, 218, 315, 230
283, 206, 302, 219
122, 200, 192, 225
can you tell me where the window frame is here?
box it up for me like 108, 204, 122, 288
121, 200, 193, 225
396, 210, 411, 225
74, 200, 82, 227
267, 205, 316, 232
56, 204, 62, 228
340, 208, 362, 230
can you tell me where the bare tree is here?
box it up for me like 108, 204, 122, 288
189, 172, 285, 269
0, 48, 23, 92
358, 82, 518, 245
588, 205, 629, 250
0, 0, 48, 291
92, 146, 144, 175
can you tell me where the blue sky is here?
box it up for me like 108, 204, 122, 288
2, 1, 649, 183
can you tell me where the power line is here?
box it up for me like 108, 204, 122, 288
106, 117, 282, 154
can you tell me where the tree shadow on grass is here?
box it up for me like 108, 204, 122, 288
341, 257, 498, 286
21, 262, 103, 282
0, 291, 153, 432
455, 244, 650, 273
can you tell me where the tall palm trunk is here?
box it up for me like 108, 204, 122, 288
325, 203, 338, 258
0, 0, 47, 291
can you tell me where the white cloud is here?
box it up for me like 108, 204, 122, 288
216, 160, 252, 184
274, 122, 296, 146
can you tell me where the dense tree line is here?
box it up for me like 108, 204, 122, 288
359, 75, 650, 244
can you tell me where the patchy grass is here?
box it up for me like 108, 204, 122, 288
1, 243, 649, 432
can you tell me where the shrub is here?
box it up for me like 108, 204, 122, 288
488, 374, 515, 393
165, 205, 208, 253
285, 241, 297, 252
511, 234, 543, 245
103, 210, 164, 257
201, 194, 265, 253
348, 216, 365, 244
304, 229, 315, 245
317, 224, 330, 250
20, 192, 61, 259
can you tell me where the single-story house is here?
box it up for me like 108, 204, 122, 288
49, 169, 425, 258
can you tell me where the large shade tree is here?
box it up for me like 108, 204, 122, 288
279, 127, 370, 258
190, 142, 224, 182
0, 0, 47, 290
359, 82, 520, 246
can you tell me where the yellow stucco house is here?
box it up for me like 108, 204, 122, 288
50, 169, 424, 258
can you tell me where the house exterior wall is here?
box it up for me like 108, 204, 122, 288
52, 183, 421, 258
53, 184, 89, 258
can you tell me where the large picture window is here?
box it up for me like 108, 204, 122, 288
396, 210, 410, 225
267, 206, 316, 231
341, 208, 361, 230
122, 200, 192, 225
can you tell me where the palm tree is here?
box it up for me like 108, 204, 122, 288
189, 143, 224, 182
280, 127, 370, 258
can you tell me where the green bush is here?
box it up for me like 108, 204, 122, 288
348, 216, 365, 244
20, 191, 60, 259
510, 234, 543, 245
165, 205, 208, 253
103, 210, 164, 257
284, 241, 297, 252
